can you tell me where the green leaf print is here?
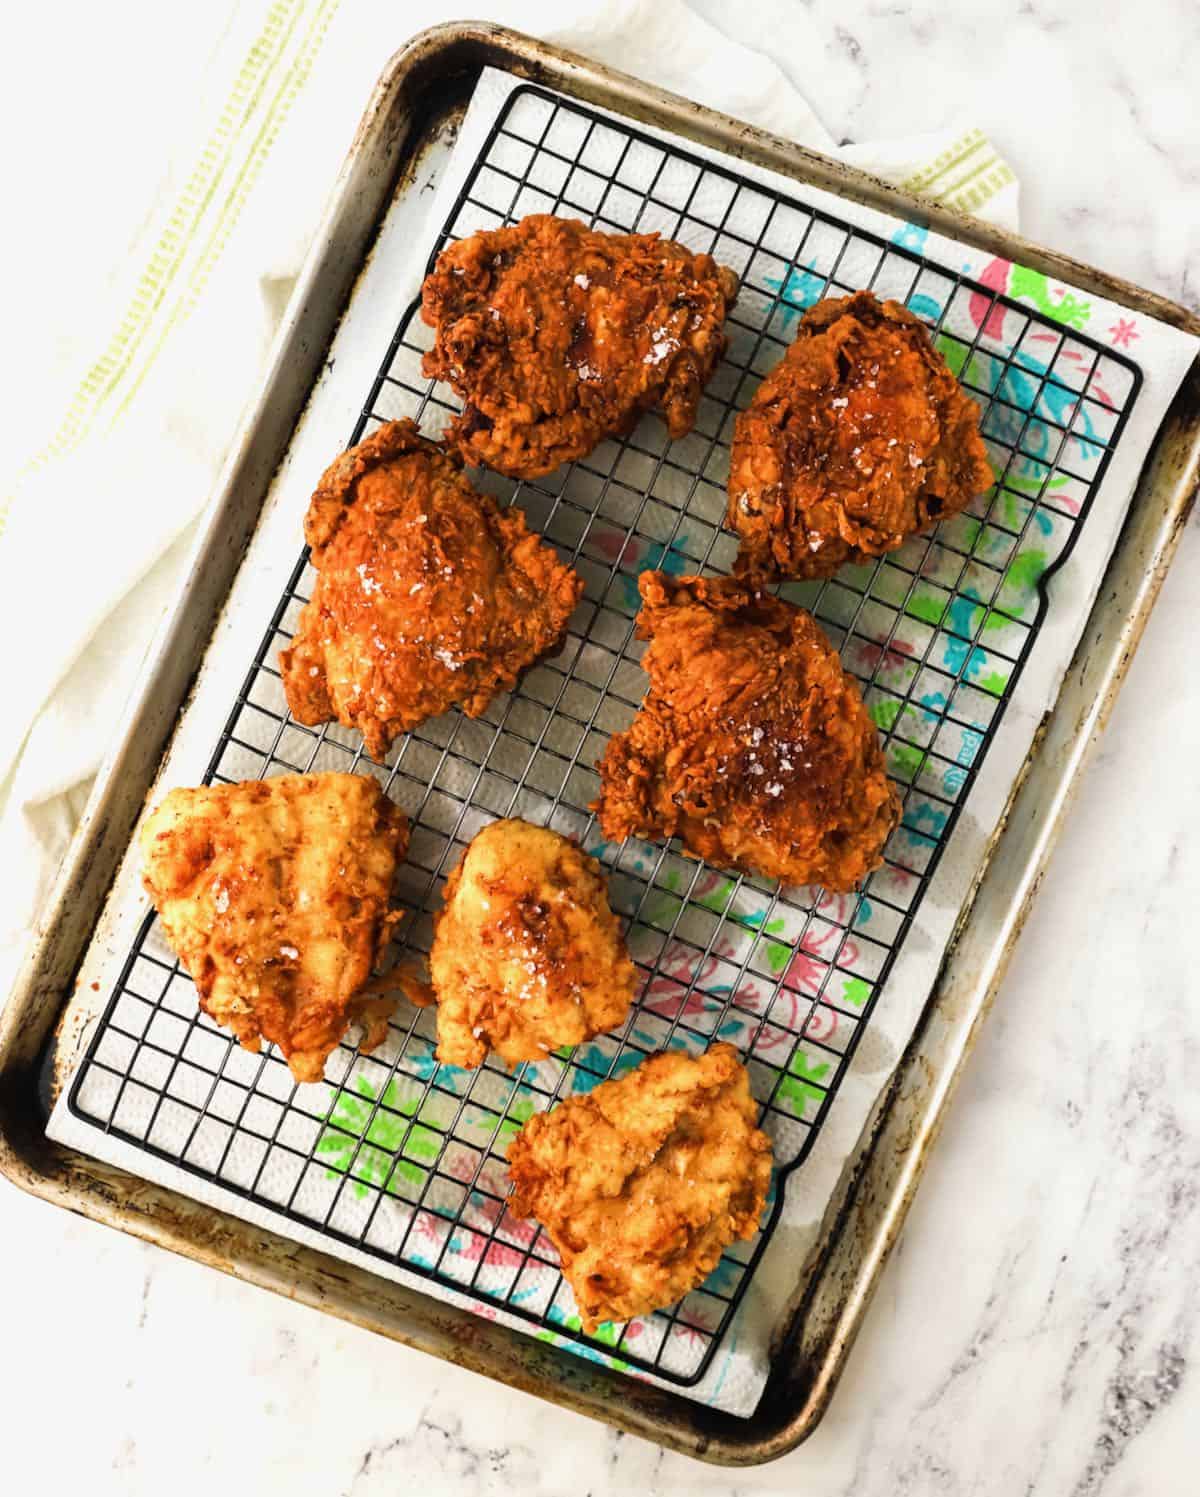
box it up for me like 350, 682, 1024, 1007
645, 868, 740, 927
907, 589, 949, 628
318, 1075, 441, 1201
935, 334, 968, 376
1008, 265, 1091, 330
998, 548, 1047, 613
536, 1320, 631, 1370
1003, 468, 1070, 497
776, 1049, 831, 1119
870, 699, 904, 733
496, 1094, 538, 1151
889, 740, 927, 784
757, 915, 791, 974
841, 976, 871, 1009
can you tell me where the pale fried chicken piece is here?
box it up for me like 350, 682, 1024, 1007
594, 572, 899, 891
421, 215, 738, 479
507, 1043, 772, 1331
729, 291, 993, 579
279, 421, 582, 760
404, 819, 637, 1070
140, 773, 408, 1083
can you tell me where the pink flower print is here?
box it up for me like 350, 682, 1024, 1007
641, 944, 722, 1018
780, 921, 855, 1000
446, 1149, 481, 1184
1108, 318, 1138, 348
677, 1297, 721, 1334
588, 525, 642, 566
727, 975, 774, 1021
745, 1021, 795, 1057
668, 1319, 710, 1350
874, 860, 916, 897
848, 633, 916, 678
969, 258, 1011, 340
643, 980, 713, 1024
693, 869, 729, 903
412, 1209, 448, 1247
452, 1206, 537, 1272
803, 1004, 840, 1045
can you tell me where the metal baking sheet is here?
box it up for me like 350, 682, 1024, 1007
58, 73, 1147, 1392
4, 24, 1198, 1464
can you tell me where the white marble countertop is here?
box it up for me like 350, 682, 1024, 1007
3, 3, 1198, 1493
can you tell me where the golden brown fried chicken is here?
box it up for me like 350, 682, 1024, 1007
280, 421, 582, 760
408, 819, 637, 1069
507, 1042, 772, 1331
140, 773, 408, 1083
420, 215, 738, 478
594, 572, 899, 891
729, 291, 993, 579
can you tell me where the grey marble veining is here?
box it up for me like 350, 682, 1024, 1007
695, 0, 1200, 315
3, 3, 1198, 1494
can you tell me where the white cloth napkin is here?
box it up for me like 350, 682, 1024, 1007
0, 3, 1019, 1010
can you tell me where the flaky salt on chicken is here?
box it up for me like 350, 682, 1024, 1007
594, 572, 900, 891
279, 421, 582, 760
421, 214, 738, 478
506, 1042, 772, 1332
406, 819, 637, 1069
729, 291, 993, 579
140, 772, 408, 1083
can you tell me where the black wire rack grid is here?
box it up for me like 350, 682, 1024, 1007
70, 84, 1141, 1387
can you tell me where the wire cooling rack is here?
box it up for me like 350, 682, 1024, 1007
70, 84, 1140, 1386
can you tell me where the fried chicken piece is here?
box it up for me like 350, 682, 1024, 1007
594, 572, 899, 891
411, 819, 638, 1069
507, 1043, 772, 1331
140, 773, 408, 1083
421, 215, 738, 479
280, 421, 582, 760
729, 291, 993, 579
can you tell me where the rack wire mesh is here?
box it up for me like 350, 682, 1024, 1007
70, 84, 1141, 1385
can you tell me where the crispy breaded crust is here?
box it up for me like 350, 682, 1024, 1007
421, 215, 738, 478
594, 571, 899, 890
507, 1042, 772, 1330
280, 420, 582, 759
427, 819, 637, 1069
729, 291, 993, 578
140, 772, 407, 1082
